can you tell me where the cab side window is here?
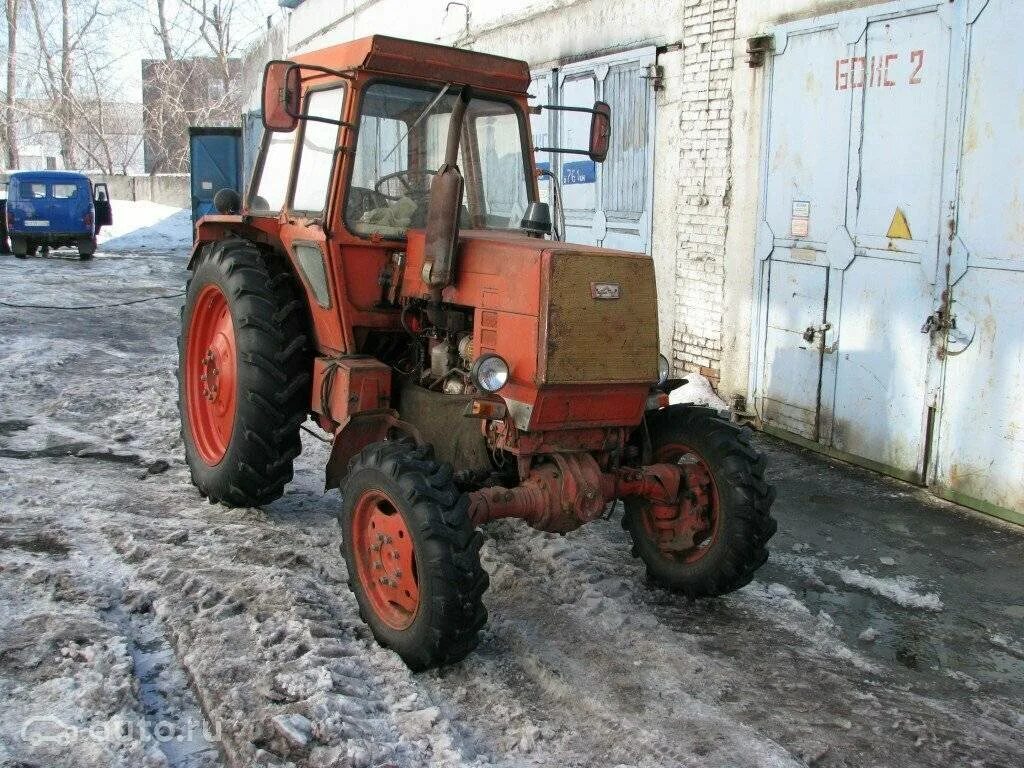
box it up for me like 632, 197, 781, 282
292, 86, 346, 215
251, 131, 295, 213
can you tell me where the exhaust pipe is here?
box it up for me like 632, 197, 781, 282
422, 87, 470, 313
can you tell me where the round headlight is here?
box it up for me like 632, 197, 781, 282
471, 354, 510, 393
657, 354, 670, 386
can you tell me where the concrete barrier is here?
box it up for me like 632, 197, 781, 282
0, 171, 190, 208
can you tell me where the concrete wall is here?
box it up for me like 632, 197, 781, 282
1, 172, 190, 208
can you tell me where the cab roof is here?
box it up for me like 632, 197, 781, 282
293, 35, 531, 95
9, 170, 90, 182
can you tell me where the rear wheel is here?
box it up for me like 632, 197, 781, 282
78, 236, 96, 260
177, 239, 311, 507
624, 405, 777, 597
340, 441, 488, 670
12, 237, 31, 258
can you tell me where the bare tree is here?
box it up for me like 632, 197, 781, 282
26, 0, 105, 168
3, 0, 19, 168
181, 0, 235, 89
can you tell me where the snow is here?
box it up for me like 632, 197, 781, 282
1, 211, 1022, 768
837, 568, 945, 612
98, 200, 193, 253
668, 371, 730, 410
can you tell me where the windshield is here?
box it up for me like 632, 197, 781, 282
346, 82, 532, 239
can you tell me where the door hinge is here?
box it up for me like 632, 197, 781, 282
642, 64, 664, 91
746, 35, 774, 68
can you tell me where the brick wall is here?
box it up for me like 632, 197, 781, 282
671, 0, 736, 383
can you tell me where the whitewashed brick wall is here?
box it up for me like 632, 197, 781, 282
671, 0, 736, 383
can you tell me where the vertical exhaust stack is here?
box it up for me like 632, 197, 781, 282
422, 88, 470, 314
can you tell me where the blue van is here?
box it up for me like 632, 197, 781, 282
5, 171, 113, 260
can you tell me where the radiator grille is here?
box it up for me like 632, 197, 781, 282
543, 252, 659, 384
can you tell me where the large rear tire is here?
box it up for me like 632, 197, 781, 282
12, 237, 30, 258
177, 239, 311, 507
624, 405, 777, 597
340, 441, 488, 670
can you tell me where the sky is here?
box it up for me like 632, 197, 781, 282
108, 0, 283, 102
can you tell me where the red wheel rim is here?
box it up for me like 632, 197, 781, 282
351, 489, 420, 630
185, 284, 237, 465
644, 443, 721, 564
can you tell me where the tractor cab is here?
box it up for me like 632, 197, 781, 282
183, 35, 775, 671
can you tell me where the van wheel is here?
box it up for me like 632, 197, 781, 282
12, 237, 28, 258
78, 236, 96, 260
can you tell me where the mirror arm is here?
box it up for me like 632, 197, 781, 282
534, 147, 591, 156
537, 103, 601, 116
294, 63, 356, 82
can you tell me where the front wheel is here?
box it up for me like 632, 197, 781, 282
624, 405, 777, 597
340, 441, 488, 670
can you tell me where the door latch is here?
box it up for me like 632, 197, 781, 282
921, 308, 953, 335
802, 322, 831, 344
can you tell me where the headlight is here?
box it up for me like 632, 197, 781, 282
657, 354, 670, 385
471, 354, 509, 393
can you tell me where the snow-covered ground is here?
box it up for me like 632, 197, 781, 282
0, 202, 1022, 767
98, 200, 193, 253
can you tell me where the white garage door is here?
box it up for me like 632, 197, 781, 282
751, 0, 1023, 524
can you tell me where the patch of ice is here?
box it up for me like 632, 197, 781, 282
838, 568, 944, 611
859, 627, 879, 643
879, 556, 896, 566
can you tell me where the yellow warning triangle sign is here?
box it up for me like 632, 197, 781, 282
886, 208, 912, 240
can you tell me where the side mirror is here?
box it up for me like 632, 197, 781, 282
262, 60, 301, 132
588, 101, 611, 162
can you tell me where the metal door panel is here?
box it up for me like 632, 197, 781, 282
932, 0, 1024, 521
828, 256, 934, 476
763, 25, 852, 247
851, 12, 950, 261
934, 270, 1024, 516
952, 0, 1024, 270
600, 58, 653, 252
825, 8, 949, 476
761, 259, 828, 439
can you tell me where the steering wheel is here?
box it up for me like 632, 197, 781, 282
374, 169, 436, 201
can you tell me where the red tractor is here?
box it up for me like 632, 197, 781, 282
179, 36, 776, 670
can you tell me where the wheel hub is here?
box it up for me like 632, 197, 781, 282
352, 490, 420, 630
647, 445, 720, 563
185, 284, 237, 465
